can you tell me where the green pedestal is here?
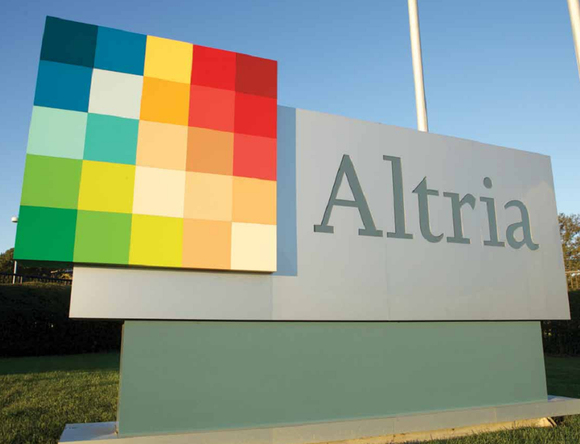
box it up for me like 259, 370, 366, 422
117, 321, 547, 437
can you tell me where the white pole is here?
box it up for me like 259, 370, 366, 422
568, 0, 580, 80
12, 260, 17, 285
408, 0, 429, 132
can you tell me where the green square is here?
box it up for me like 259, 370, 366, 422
27, 106, 88, 159
14, 206, 77, 263
74, 211, 132, 264
20, 155, 82, 209
84, 114, 139, 165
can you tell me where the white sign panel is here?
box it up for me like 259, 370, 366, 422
70, 107, 570, 321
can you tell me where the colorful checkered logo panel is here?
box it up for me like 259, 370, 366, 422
14, 17, 277, 272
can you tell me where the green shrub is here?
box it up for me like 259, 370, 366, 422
542, 290, 580, 356
0, 283, 121, 357
1, 284, 578, 357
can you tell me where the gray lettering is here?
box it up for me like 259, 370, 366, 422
480, 178, 505, 247
413, 177, 443, 243
443, 192, 475, 244
383, 155, 413, 239
504, 200, 539, 250
480, 197, 505, 247
314, 155, 383, 237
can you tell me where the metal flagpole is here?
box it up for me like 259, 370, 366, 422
408, 0, 429, 132
568, 0, 580, 80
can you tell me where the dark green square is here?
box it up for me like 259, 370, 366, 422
40, 16, 98, 68
74, 211, 132, 264
14, 206, 77, 263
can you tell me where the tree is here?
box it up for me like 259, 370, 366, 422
0, 248, 15, 273
0, 248, 68, 277
559, 213, 580, 271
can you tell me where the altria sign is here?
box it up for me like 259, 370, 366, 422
314, 154, 539, 251
70, 108, 570, 322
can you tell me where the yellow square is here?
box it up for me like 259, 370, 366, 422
144, 36, 193, 84
184, 172, 233, 221
78, 161, 135, 213
231, 222, 276, 272
129, 214, 183, 267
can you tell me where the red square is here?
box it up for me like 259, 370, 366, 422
191, 45, 236, 90
233, 133, 276, 180
234, 92, 276, 139
189, 84, 235, 132
236, 54, 277, 99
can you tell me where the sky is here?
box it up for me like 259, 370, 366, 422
0, 0, 578, 253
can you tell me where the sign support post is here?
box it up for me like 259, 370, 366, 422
407, 0, 429, 132
568, 0, 580, 80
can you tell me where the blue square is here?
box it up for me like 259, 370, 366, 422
34, 61, 93, 112
94, 26, 147, 76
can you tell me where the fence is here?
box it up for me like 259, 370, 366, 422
0, 273, 72, 286
542, 289, 580, 356
1, 271, 579, 291
568, 271, 580, 291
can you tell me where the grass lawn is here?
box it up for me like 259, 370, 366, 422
0, 354, 579, 444
0, 353, 119, 444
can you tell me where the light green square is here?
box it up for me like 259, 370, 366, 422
74, 211, 132, 264
27, 106, 88, 159
20, 154, 82, 209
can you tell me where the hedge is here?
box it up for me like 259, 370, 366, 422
0, 283, 578, 357
0, 283, 121, 357
542, 290, 580, 356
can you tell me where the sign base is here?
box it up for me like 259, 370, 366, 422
59, 397, 580, 443
115, 320, 549, 435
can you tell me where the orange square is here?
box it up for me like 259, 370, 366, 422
137, 121, 188, 170
232, 177, 276, 225
140, 77, 190, 126
189, 84, 234, 132
182, 219, 231, 270
184, 172, 232, 222
186, 127, 233, 175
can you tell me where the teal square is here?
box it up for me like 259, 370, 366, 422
27, 106, 87, 159
95, 26, 147, 76
14, 206, 77, 263
40, 16, 97, 68
34, 61, 93, 112
84, 114, 139, 164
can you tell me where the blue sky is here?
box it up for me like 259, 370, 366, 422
0, 0, 578, 253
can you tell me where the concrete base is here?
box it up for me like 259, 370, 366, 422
116, 321, 550, 435
60, 396, 580, 444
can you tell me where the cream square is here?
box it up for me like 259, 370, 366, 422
133, 166, 186, 218
231, 222, 277, 272
89, 69, 143, 119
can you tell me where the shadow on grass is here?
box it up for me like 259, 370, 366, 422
0, 352, 120, 375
